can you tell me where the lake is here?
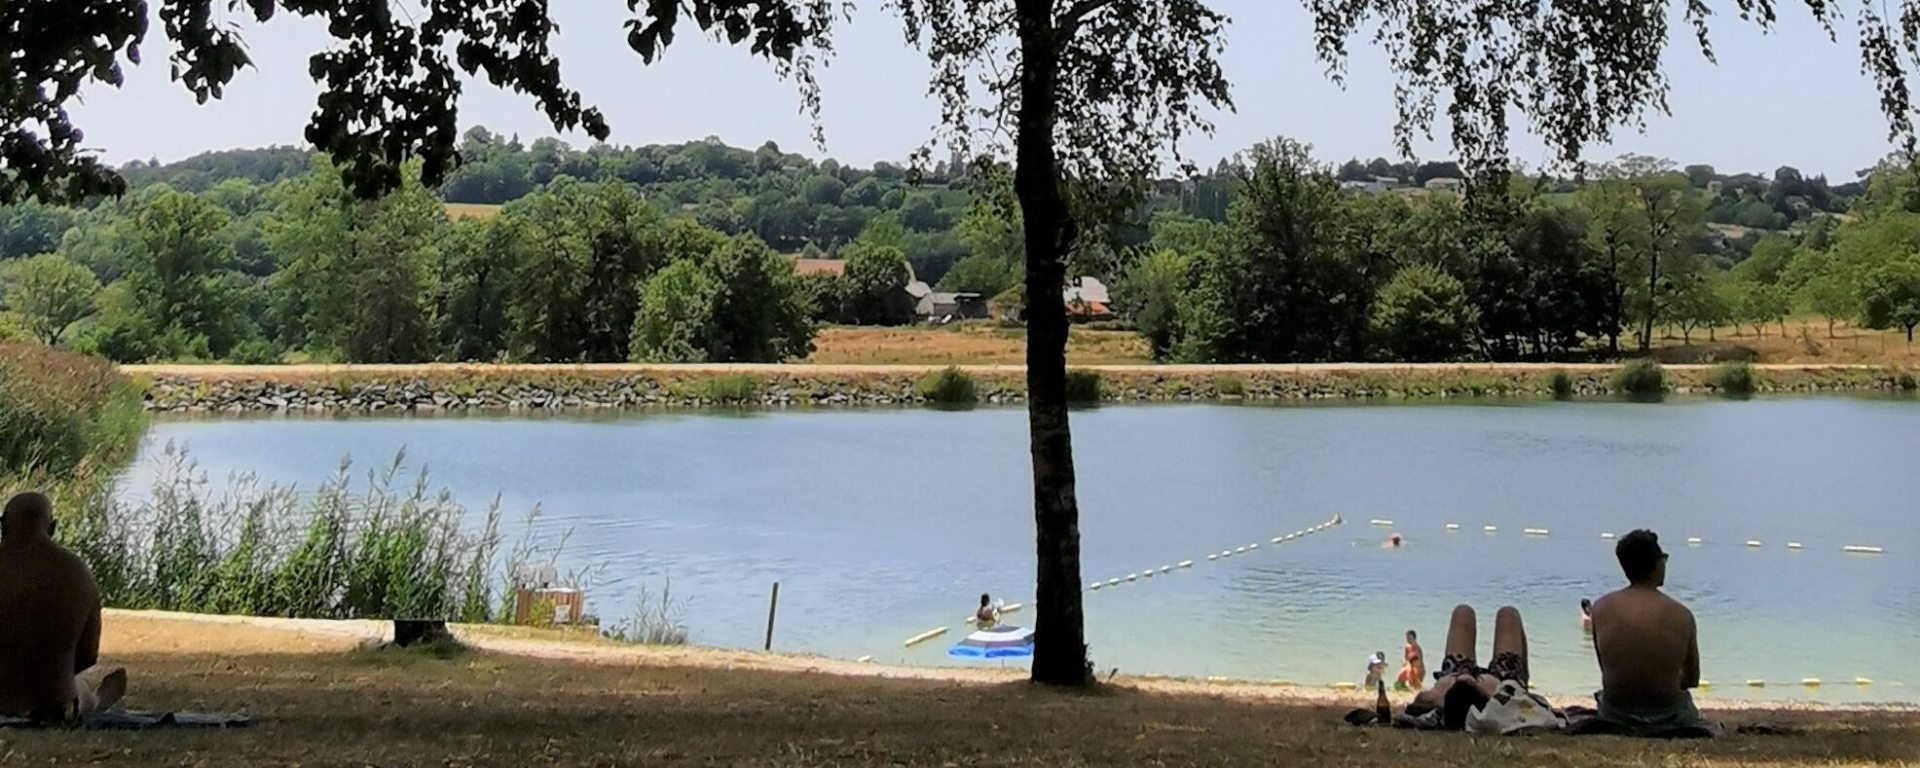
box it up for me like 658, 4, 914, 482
120, 397, 1920, 703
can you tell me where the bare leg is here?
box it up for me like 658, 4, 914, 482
1412, 605, 1479, 712
74, 667, 127, 715
1491, 606, 1529, 685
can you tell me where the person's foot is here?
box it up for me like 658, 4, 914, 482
93, 667, 127, 712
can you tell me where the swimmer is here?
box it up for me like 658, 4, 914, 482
1383, 533, 1403, 549
974, 593, 1000, 628
1580, 598, 1593, 633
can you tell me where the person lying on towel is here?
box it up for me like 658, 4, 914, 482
1589, 529, 1717, 736
0, 492, 128, 725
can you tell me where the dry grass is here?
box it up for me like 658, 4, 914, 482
1653, 318, 1920, 365
811, 323, 1151, 365
10, 613, 1912, 768
444, 202, 502, 221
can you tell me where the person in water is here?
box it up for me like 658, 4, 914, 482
1406, 604, 1532, 729
1589, 530, 1714, 734
1580, 598, 1594, 633
0, 492, 127, 723
1384, 534, 1404, 549
1363, 651, 1388, 690
975, 593, 999, 627
1396, 629, 1426, 691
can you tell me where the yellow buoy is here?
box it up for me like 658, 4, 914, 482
1332, 681, 1358, 690
1207, 676, 1230, 685
1746, 679, 1766, 687
1801, 678, 1822, 687
1698, 680, 1712, 689
1856, 678, 1874, 686
903, 627, 948, 648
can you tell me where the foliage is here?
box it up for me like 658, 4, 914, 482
74, 187, 250, 362
630, 261, 720, 363
58, 446, 583, 623
0, 345, 146, 477
1369, 264, 1478, 361
1608, 358, 1667, 398
701, 375, 762, 405
1859, 257, 1920, 342
702, 235, 816, 362
1063, 370, 1103, 404
1, 253, 100, 345
1707, 361, 1759, 398
915, 367, 979, 405
1548, 370, 1575, 400
937, 254, 1021, 296
838, 240, 916, 326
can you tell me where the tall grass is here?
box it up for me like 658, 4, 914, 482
1707, 361, 1760, 398
0, 344, 147, 478
701, 375, 761, 405
1608, 359, 1666, 399
916, 367, 979, 405
602, 577, 689, 646
1064, 370, 1103, 404
1898, 369, 1919, 392
1547, 370, 1575, 400
58, 445, 585, 622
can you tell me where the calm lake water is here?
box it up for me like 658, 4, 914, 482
121, 398, 1920, 703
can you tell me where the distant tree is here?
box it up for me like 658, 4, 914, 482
838, 241, 916, 325
844, 178, 887, 208
1370, 263, 1478, 360
1667, 267, 1729, 345
702, 235, 815, 362
938, 254, 1021, 296
437, 217, 526, 361
1684, 164, 1717, 189
1116, 249, 1190, 359
0, 203, 79, 261
1, 253, 99, 345
630, 260, 719, 362
1736, 235, 1795, 284
898, 193, 948, 232
1860, 257, 1920, 342
1789, 247, 1859, 338
90, 187, 246, 360
802, 174, 847, 206
1733, 277, 1792, 337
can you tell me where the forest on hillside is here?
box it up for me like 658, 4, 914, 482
0, 130, 1914, 365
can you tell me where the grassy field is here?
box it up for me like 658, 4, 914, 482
806, 319, 1919, 366
811, 323, 1152, 365
13, 612, 1910, 768
444, 202, 502, 221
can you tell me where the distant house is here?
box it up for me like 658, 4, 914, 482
917, 291, 989, 323
1423, 177, 1465, 193
789, 257, 847, 278
1064, 277, 1111, 318
1340, 180, 1388, 195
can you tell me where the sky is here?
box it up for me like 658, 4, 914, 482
68, 1, 1896, 180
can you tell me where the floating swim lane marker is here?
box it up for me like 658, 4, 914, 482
1699, 681, 1712, 689
1686, 537, 1703, 546
1787, 542, 1803, 550
1370, 519, 1394, 527
1179, 560, 1194, 568
1088, 582, 1102, 591
1332, 681, 1357, 690
1746, 540, 1763, 548
1234, 546, 1247, 554
1126, 573, 1138, 582
1445, 523, 1460, 531
1856, 678, 1874, 686
1801, 678, 1822, 687
1746, 679, 1766, 687
1248, 543, 1259, 550
904, 627, 948, 647
1272, 537, 1285, 544
857, 655, 873, 663
1844, 545, 1884, 554
1601, 532, 1616, 540
1108, 578, 1120, 586
1140, 570, 1154, 578
1160, 565, 1172, 574
1483, 525, 1499, 533
1206, 554, 1218, 561
1523, 528, 1550, 536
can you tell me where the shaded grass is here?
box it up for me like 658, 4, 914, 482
35, 614, 1919, 768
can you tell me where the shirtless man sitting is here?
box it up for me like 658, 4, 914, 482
1589, 529, 1712, 733
0, 492, 126, 724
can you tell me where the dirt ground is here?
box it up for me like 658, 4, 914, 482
808, 324, 1153, 365
3, 612, 1911, 768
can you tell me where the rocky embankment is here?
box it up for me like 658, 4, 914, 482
129, 363, 1917, 414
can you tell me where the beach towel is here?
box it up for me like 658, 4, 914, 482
0, 710, 250, 730
1465, 680, 1566, 735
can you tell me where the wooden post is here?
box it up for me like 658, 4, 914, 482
764, 582, 780, 651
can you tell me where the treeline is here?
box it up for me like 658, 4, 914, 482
1115, 142, 1917, 362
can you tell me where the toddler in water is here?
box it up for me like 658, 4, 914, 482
1363, 651, 1388, 690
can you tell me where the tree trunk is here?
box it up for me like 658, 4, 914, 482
1638, 252, 1657, 354
1827, 317, 1835, 339
1013, 0, 1089, 688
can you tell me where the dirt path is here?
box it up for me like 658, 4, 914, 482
122, 361, 1889, 379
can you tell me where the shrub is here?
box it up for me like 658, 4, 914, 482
0, 344, 147, 477
1707, 361, 1759, 398
226, 338, 285, 365
701, 375, 761, 405
1215, 376, 1248, 397
602, 578, 689, 646
1898, 370, 1919, 392
1064, 370, 1103, 403
916, 367, 978, 405
1547, 370, 1575, 400
1608, 358, 1666, 398
57, 446, 586, 623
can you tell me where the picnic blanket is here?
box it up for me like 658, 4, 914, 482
0, 710, 250, 730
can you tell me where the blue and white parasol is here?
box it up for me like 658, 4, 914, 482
947, 624, 1035, 659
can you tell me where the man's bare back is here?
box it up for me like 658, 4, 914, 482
0, 493, 117, 721
1590, 587, 1698, 708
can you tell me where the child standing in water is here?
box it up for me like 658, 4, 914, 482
1397, 629, 1427, 691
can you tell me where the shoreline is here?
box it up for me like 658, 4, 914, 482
127, 362, 1918, 413
107, 609, 1917, 714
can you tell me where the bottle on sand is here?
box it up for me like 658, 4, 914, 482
1374, 678, 1392, 724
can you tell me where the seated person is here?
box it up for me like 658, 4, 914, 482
1589, 529, 1713, 734
1407, 604, 1530, 729
1363, 651, 1387, 690
0, 492, 126, 724
974, 593, 999, 627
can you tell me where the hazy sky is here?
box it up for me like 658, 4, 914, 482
70, 1, 1894, 180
